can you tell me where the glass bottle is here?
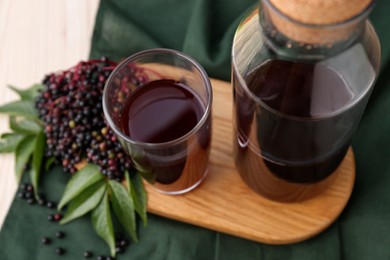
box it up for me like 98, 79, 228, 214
232, 0, 381, 202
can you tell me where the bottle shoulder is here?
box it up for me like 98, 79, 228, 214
232, 11, 381, 75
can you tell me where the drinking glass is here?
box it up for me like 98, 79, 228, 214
103, 49, 212, 194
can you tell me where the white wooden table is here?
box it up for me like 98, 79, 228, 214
0, 0, 99, 229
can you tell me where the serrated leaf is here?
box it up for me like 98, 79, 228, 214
58, 164, 103, 210
109, 180, 138, 242
15, 135, 35, 182
126, 171, 147, 226
45, 156, 56, 172
10, 116, 42, 134
31, 130, 45, 197
8, 84, 43, 101
0, 100, 38, 119
91, 190, 115, 257
60, 180, 106, 225
0, 133, 25, 153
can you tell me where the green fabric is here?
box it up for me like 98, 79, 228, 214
89, 0, 255, 80
1, 0, 390, 259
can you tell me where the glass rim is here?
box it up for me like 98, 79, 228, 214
103, 48, 213, 149
262, 0, 376, 29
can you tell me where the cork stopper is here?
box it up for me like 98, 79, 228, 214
265, 0, 373, 44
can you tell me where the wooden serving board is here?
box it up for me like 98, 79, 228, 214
144, 79, 355, 244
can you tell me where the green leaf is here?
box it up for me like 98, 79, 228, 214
8, 84, 43, 101
31, 130, 45, 197
60, 180, 106, 225
91, 190, 115, 257
10, 116, 42, 134
58, 164, 103, 210
0, 133, 25, 153
45, 156, 56, 172
0, 100, 38, 119
109, 180, 138, 242
137, 170, 155, 184
126, 171, 147, 226
15, 135, 35, 182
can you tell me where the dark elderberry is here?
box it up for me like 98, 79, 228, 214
38, 198, 46, 206
48, 214, 54, 222
21, 183, 28, 191
115, 246, 123, 254
41, 237, 51, 245
26, 184, 34, 193
56, 231, 65, 238
55, 247, 65, 255
25, 192, 33, 199
46, 201, 55, 209
119, 239, 129, 248
35, 57, 141, 182
83, 251, 93, 258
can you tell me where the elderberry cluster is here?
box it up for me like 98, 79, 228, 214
35, 57, 132, 180
86, 127, 132, 182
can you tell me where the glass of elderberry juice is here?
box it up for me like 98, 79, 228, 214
103, 49, 212, 194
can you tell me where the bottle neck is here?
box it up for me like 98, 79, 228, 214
260, 0, 374, 60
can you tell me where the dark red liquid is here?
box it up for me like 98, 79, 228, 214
234, 60, 364, 185
121, 79, 203, 143
120, 79, 209, 186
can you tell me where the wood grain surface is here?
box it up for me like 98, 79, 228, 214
0, 0, 100, 229
145, 78, 356, 244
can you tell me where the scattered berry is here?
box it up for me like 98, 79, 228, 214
55, 247, 65, 255
46, 201, 55, 209
97, 256, 104, 260
18, 192, 25, 199
83, 251, 93, 258
115, 246, 123, 254
38, 198, 46, 206
56, 231, 65, 238
41, 237, 51, 245
18, 182, 44, 206
26, 184, 34, 193
119, 239, 128, 248
21, 183, 28, 191
48, 214, 54, 222
53, 213, 62, 221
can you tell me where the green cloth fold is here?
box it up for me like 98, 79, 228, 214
89, 0, 255, 80
1, 0, 390, 259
